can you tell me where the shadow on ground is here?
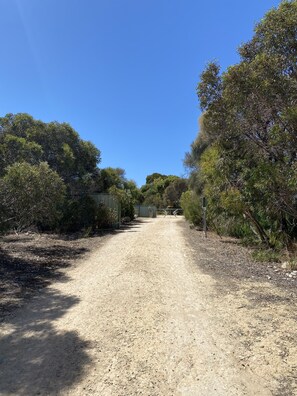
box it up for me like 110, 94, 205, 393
180, 220, 297, 297
97, 218, 151, 235
0, 288, 92, 395
54, 218, 149, 241
114, 218, 152, 233
0, 244, 88, 317
0, 219, 151, 393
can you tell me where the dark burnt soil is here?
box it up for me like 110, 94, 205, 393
181, 222, 297, 297
0, 221, 144, 321
0, 232, 110, 320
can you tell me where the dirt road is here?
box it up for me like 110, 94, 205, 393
0, 217, 291, 395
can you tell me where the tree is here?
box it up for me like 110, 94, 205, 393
0, 113, 101, 195
141, 174, 183, 208
99, 167, 126, 191
98, 167, 143, 220
163, 178, 188, 207
0, 162, 66, 231
109, 185, 135, 220
0, 134, 43, 173
145, 173, 167, 185
186, 0, 297, 246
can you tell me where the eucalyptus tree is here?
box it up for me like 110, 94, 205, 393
186, 1, 297, 246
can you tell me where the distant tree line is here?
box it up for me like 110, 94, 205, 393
182, 1, 297, 249
140, 173, 188, 208
0, 113, 185, 233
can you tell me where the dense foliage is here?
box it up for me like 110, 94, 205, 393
183, 1, 297, 248
101, 167, 140, 220
0, 113, 100, 195
0, 113, 137, 232
140, 173, 188, 208
0, 162, 65, 232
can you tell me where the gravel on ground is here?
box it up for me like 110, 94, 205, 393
0, 217, 296, 395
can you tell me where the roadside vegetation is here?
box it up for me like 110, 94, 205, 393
140, 173, 188, 208
0, 114, 186, 235
182, 1, 297, 257
0, 113, 140, 233
2, 1, 295, 258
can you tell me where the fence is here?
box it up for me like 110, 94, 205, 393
90, 193, 121, 229
134, 205, 157, 218
157, 208, 183, 216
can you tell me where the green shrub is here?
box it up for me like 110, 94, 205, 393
251, 249, 281, 263
60, 196, 97, 233
60, 196, 119, 233
211, 214, 253, 239
0, 162, 65, 232
180, 191, 203, 226
95, 204, 118, 229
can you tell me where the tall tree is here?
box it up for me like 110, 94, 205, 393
0, 113, 101, 194
186, 0, 297, 246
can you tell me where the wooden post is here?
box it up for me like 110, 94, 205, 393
202, 197, 207, 238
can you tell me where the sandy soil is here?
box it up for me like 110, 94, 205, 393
183, 223, 297, 396
0, 217, 296, 395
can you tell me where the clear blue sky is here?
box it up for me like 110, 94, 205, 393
0, 0, 281, 186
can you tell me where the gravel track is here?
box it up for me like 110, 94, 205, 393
0, 218, 275, 395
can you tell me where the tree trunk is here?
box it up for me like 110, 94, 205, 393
244, 209, 271, 247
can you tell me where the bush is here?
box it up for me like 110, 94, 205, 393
122, 201, 134, 220
0, 162, 65, 231
60, 196, 98, 232
180, 191, 203, 226
210, 214, 253, 239
60, 196, 119, 233
95, 204, 118, 229
251, 249, 281, 263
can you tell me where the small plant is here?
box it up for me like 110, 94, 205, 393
289, 260, 297, 271
251, 249, 281, 263
82, 226, 93, 238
